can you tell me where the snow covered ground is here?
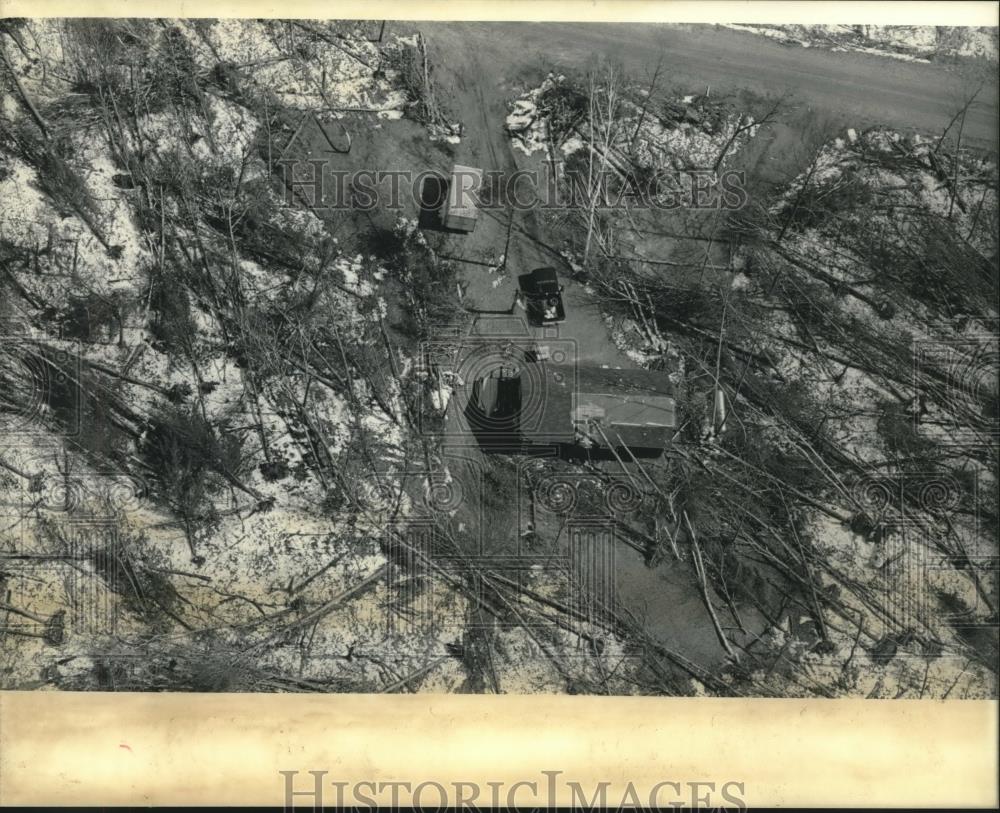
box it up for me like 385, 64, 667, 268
3, 19, 995, 698
721, 24, 998, 64
506, 74, 757, 175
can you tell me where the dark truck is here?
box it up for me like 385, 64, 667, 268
518, 266, 566, 326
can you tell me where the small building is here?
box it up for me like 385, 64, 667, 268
469, 362, 677, 457
442, 164, 483, 233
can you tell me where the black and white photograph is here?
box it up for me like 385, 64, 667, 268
1, 13, 997, 703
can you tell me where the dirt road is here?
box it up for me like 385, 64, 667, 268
414, 22, 996, 675
426, 36, 749, 672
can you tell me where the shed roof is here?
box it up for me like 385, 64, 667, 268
526, 364, 677, 449
446, 164, 483, 219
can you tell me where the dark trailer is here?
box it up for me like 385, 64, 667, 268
470, 362, 677, 457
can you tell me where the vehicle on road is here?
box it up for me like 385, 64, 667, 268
518, 267, 566, 326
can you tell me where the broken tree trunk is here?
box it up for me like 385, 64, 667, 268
682, 510, 739, 661
0, 42, 49, 139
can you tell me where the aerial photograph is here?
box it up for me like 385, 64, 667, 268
1, 17, 997, 698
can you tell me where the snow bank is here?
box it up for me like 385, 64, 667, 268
721, 23, 998, 63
